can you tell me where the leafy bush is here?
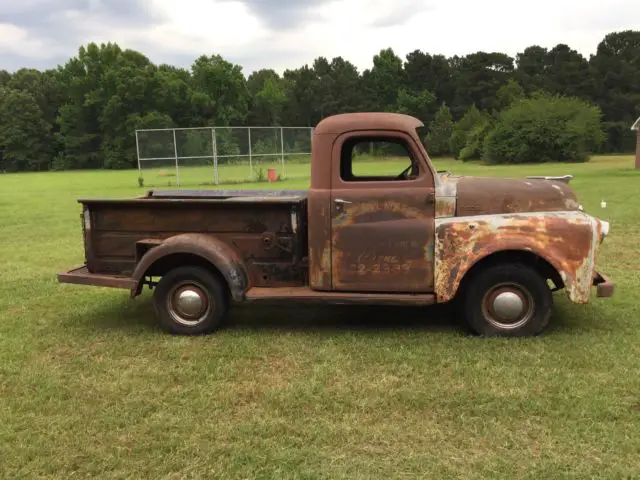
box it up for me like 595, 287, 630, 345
459, 118, 494, 161
449, 105, 485, 158
483, 93, 605, 164
254, 167, 266, 182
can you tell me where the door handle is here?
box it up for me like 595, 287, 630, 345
334, 198, 352, 204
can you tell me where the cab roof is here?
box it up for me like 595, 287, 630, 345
314, 112, 424, 135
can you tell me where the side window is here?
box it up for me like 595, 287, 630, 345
340, 136, 420, 182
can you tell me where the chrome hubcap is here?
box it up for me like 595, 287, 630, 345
482, 283, 534, 330
493, 292, 525, 321
168, 283, 211, 326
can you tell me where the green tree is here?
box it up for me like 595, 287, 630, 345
451, 52, 514, 116
0, 88, 54, 172
590, 30, 640, 152
396, 88, 436, 122
404, 51, 455, 112
362, 48, 405, 111
483, 94, 605, 164
425, 104, 454, 156
191, 54, 249, 126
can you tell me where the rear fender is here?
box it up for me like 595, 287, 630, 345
434, 211, 603, 304
130, 233, 248, 302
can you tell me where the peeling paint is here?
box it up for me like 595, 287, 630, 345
434, 211, 605, 304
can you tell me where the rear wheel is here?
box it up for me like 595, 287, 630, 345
153, 266, 228, 335
462, 263, 553, 337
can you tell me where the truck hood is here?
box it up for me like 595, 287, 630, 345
439, 174, 581, 216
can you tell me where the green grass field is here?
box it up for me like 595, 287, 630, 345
1, 155, 639, 478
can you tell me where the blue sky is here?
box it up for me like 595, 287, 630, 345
0, 0, 638, 74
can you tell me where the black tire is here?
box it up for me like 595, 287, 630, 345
462, 263, 553, 337
153, 266, 228, 335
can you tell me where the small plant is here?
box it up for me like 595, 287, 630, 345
276, 173, 283, 182
138, 175, 144, 188
255, 167, 266, 182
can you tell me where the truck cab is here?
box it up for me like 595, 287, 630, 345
58, 112, 614, 337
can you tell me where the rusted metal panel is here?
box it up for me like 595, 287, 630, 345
328, 127, 436, 293
92, 232, 299, 262
314, 112, 424, 136
89, 202, 297, 235
434, 211, 605, 304
456, 177, 580, 216
130, 233, 249, 301
245, 286, 436, 306
247, 261, 308, 288
82, 198, 307, 295
435, 172, 458, 218
330, 191, 435, 292
307, 189, 332, 290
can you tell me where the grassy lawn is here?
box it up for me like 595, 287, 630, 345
0, 155, 639, 478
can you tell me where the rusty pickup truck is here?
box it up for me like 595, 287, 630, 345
58, 112, 614, 336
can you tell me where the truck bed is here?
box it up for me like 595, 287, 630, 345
79, 189, 309, 288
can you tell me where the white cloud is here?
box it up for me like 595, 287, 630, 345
0, 0, 638, 73
0, 23, 51, 59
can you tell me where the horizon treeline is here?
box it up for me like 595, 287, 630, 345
0, 29, 638, 172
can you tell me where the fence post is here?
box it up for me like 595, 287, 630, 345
173, 129, 180, 187
211, 127, 218, 185
280, 127, 285, 179
248, 127, 253, 180
135, 130, 142, 180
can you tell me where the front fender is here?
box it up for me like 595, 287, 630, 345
130, 233, 249, 302
434, 211, 603, 304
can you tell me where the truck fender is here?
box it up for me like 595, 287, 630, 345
434, 212, 602, 304
130, 233, 249, 302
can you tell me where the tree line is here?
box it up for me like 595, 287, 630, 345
0, 30, 638, 172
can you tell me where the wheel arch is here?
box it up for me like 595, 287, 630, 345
130, 233, 249, 302
455, 249, 564, 299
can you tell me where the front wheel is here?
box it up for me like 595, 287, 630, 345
153, 266, 229, 335
462, 264, 553, 337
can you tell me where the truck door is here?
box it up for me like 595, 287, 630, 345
330, 131, 436, 292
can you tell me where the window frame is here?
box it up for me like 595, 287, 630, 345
331, 130, 434, 190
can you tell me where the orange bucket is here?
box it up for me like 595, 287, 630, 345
267, 168, 277, 183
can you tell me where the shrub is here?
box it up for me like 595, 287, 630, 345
459, 117, 494, 161
449, 105, 485, 158
254, 167, 266, 182
483, 94, 605, 164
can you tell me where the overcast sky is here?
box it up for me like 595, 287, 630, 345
0, 0, 638, 74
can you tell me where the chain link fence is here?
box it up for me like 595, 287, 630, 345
136, 126, 313, 187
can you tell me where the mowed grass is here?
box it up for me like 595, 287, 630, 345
0, 155, 639, 478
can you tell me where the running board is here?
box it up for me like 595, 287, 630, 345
244, 287, 436, 306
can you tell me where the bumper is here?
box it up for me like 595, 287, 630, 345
57, 265, 136, 290
593, 271, 615, 298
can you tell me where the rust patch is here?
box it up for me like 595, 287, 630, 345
307, 189, 332, 290
434, 211, 604, 304
434, 172, 458, 218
